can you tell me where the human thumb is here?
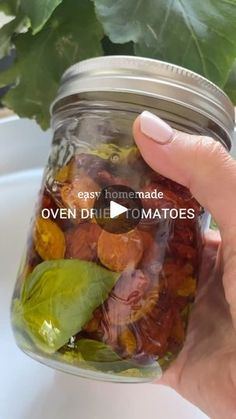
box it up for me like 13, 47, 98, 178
133, 111, 236, 235
133, 111, 236, 316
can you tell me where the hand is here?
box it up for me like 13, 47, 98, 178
133, 111, 236, 419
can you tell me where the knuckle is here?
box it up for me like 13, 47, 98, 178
194, 136, 229, 165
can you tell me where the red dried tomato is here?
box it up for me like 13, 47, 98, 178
65, 223, 102, 261
160, 262, 194, 294
141, 183, 179, 211
169, 307, 185, 345
133, 305, 174, 357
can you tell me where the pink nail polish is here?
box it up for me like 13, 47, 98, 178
140, 111, 173, 144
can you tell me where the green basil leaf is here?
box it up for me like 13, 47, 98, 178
21, 0, 63, 34
63, 338, 161, 378
14, 260, 120, 353
11, 298, 35, 353
73, 338, 121, 363
93, 0, 236, 87
0, 0, 103, 129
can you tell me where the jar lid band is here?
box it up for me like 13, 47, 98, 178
51, 56, 235, 150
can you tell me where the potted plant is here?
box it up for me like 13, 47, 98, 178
0, 0, 235, 130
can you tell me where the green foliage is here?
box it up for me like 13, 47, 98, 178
21, 0, 63, 34
0, 0, 103, 129
0, 0, 235, 129
225, 60, 236, 103
93, 0, 236, 86
0, 0, 20, 15
0, 14, 27, 59
12, 259, 119, 353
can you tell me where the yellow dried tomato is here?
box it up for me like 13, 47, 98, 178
33, 217, 65, 260
54, 161, 75, 183
119, 328, 136, 355
97, 229, 143, 272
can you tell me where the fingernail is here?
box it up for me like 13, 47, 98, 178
140, 111, 173, 144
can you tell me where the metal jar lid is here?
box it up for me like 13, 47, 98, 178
52, 55, 235, 149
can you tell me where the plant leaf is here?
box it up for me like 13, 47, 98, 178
0, 14, 28, 59
62, 338, 161, 376
93, 0, 236, 86
13, 260, 120, 353
0, 0, 103, 129
73, 339, 121, 363
224, 60, 236, 103
21, 0, 63, 34
102, 36, 134, 56
0, 0, 20, 15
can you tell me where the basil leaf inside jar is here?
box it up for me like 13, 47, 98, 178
13, 260, 120, 353
61, 338, 161, 377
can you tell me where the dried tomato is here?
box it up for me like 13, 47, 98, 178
97, 170, 129, 187
40, 190, 57, 211
169, 242, 197, 263
33, 217, 65, 260
119, 327, 136, 355
61, 176, 100, 212
141, 183, 179, 210
169, 307, 185, 345
177, 276, 196, 297
97, 229, 143, 272
75, 153, 111, 179
65, 223, 102, 261
133, 305, 174, 357
54, 159, 75, 183
160, 262, 193, 294
105, 269, 150, 325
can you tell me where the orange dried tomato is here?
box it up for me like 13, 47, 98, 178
97, 229, 143, 272
33, 217, 65, 260
65, 223, 102, 261
61, 176, 100, 211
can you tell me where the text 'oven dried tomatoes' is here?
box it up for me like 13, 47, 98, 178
33, 217, 65, 260
65, 223, 102, 261
97, 229, 144, 272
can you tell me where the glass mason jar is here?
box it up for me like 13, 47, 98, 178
11, 56, 235, 383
